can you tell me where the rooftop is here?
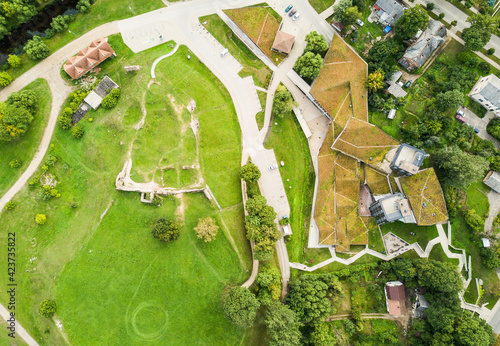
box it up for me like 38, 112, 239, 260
271, 31, 295, 54
477, 75, 500, 106
385, 281, 406, 316
483, 170, 500, 193
397, 168, 449, 225
391, 143, 426, 175
374, 0, 406, 26
64, 38, 114, 79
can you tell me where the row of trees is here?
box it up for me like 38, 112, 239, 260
0, 89, 38, 142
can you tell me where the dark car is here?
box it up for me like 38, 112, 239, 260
285, 4, 293, 12
473, 127, 480, 133
404, 80, 412, 88
289, 9, 297, 17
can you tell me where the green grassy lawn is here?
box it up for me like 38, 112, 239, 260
199, 14, 272, 88
380, 222, 439, 250
0, 79, 51, 198
368, 227, 385, 253
350, 5, 385, 56
303, 247, 332, 266
451, 216, 500, 306
428, 244, 460, 266
0, 35, 251, 345
308, 0, 335, 13
264, 109, 315, 263
467, 181, 490, 218
0, 319, 28, 346
7, 0, 165, 82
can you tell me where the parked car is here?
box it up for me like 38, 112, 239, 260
221, 48, 228, 57
456, 110, 465, 117
269, 164, 278, 170
455, 114, 466, 123
473, 127, 480, 133
289, 9, 297, 17
285, 4, 293, 12
293, 12, 300, 21
404, 80, 412, 88
356, 19, 364, 26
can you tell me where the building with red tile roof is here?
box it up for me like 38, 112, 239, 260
385, 281, 406, 316
64, 38, 115, 79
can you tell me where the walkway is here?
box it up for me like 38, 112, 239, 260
150, 43, 179, 78
325, 313, 401, 321
487, 191, 500, 235
0, 304, 39, 346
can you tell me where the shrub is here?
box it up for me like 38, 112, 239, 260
479, 62, 491, 74
152, 218, 180, 243
77, 0, 92, 13
7, 54, 20, 68
0, 71, 12, 86
487, 48, 496, 55
101, 88, 121, 109
58, 115, 72, 129
38, 299, 56, 317
5, 201, 15, 210
9, 159, 21, 168
240, 162, 261, 183
451, 20, 457, 26
72, 125, 84, 139
24, 36, 49, 60
438, 13, 445, 19
426, 3, 434, 10
35, 214, 47, 225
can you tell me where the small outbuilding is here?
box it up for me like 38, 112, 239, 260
385, 281, 406, 316
387, 109, 396, 119
481, 238, 491, 248
271, 31, 295, 55
83, 76, 119, 110
483, 170, 500, 193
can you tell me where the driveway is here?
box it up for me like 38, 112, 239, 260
457, 106, 500, 151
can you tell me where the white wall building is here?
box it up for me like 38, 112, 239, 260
469, 74, 500, 117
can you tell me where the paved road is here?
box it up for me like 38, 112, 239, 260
487, 191, 500, 235
458, 106, 500, 151
0, 304, 39, 346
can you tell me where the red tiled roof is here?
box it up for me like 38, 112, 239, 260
64, 38, 114, 79
386, 284, 405, 301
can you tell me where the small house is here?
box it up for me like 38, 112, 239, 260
373, 0, 406, 27
470, 75, 500, 117
387, 71, 407, 98
483, 170, 500, 193
84, 76, 119, 110
271, 31, 295, 55
385, 281, 406, 316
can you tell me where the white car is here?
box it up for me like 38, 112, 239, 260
269, 164, 278, 170
292, 13, 300, 21
357, 19, 364, 26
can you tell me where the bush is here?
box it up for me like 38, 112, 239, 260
77, 0, 92, 13
35, 214, 47, 225
9, 159, 21, 168
240, 162, 261, 183
7, 54, 20, 68
0, 71, 12, 86
426, 3, 434, 10
24, 36, 49, 60
72, 125, 84, 139
479, 61, 491, 74
5, 201, 15, 210
38, 299, 56, 317
101, 88, 121, 109
451, 20, 457, 26
152, 218, 180, 243
487, 118, 500, 141
58, 115, 72, 129
487, 48, 496, 55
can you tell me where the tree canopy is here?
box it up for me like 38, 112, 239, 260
332, 0, 353, 22
194, 217, 219, 242
0, 89, 38, 142
435, 89, 464, 111
272, 84, 294, 118
366, 70, 385, 92
433, 146, 489, 188
264, 302, 302, 346
24, 36, 49, 60
395, 6, 429, 40
240, 162, 261, 183
462, 14, 498, 51
223, 287, 260, 328
287, 276, 331, 322
151, 218, 180, 243
293, 52, 323, 82
343, 6, 362, 25
304, 31, 329, 56
38, 299, 56, 317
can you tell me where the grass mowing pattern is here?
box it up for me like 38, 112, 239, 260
0, 79, 51, 197
0, 35, 250, 345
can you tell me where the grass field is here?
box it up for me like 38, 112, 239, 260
7, 0, 165, 83
199, 14, 272, 88
308, 0, 335, 13
380, 222, 439, 250
256, 90, 267, 130
0, 79, 52, 198
467, 181, 490, 218
264, 105, 315, 263
224, 6, 285, 65
0, 36, 252, 345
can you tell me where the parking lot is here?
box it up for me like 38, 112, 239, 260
456, 106, 500, 151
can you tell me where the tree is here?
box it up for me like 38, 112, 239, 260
395, 6, 429, 40
194, 217, 219, 242
462, 14, 498, 51
287, 276, 331, 322
7, 54, 21, 68
304, 31, 328, 56
464, 208, 485, 234
38, 299, 56, 317
240, 162, 261, 183
434, 146, 489, 189
50, 15, 71, 33
151, 218, 180, 243
0, 71, 12, 86
223, 287, 260, 328
487, 118, 500, 140
366, 69, 385, 92
435, 89, 464, 111
332, 0, 352, 22
310, 323, 336, 345
293, 52, 323, 81
24, 36, 49, 60
101, 88, 121, 109
72, 125, 85, 139
343, 6, 361, 25
454, 315, 495, 346
272, 84, 293, 118
35, 214, 47, 225
77, 0, 92, 13
264, 302, 302, 346
487, 48, 496, 55
439, 13, 445, 19
426, 2, 435, 10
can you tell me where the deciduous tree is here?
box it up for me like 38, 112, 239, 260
0, 71, 12, 86
272, 84, 293, 118
38, 299, 56, 317
395, 6, 429, 40
264, 302, 302, 346
293, 52, 323, 81
304, 31, 329, 56
435, 89, 464, 111
223, 287, 260, 328
7, 54, 21, 68
287, 276, 331, 322
194, 217, 219, 242
366, 69, 384, 92
24, 36, 49, 60
343, 6, 361, 25
240, 162, 261, 183
462, 14, 498, 51
151, 218, 180, 243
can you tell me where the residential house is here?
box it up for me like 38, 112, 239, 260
64, 38, 115, 79
386, 71, 407, 98
271, 31, 295, 55
385, 281, 406, 316
483, 170, 500, 193
373, 0, 406, 27
470, 75, 500, 117
398, 20, 447, 71
390, 143, 426, 175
